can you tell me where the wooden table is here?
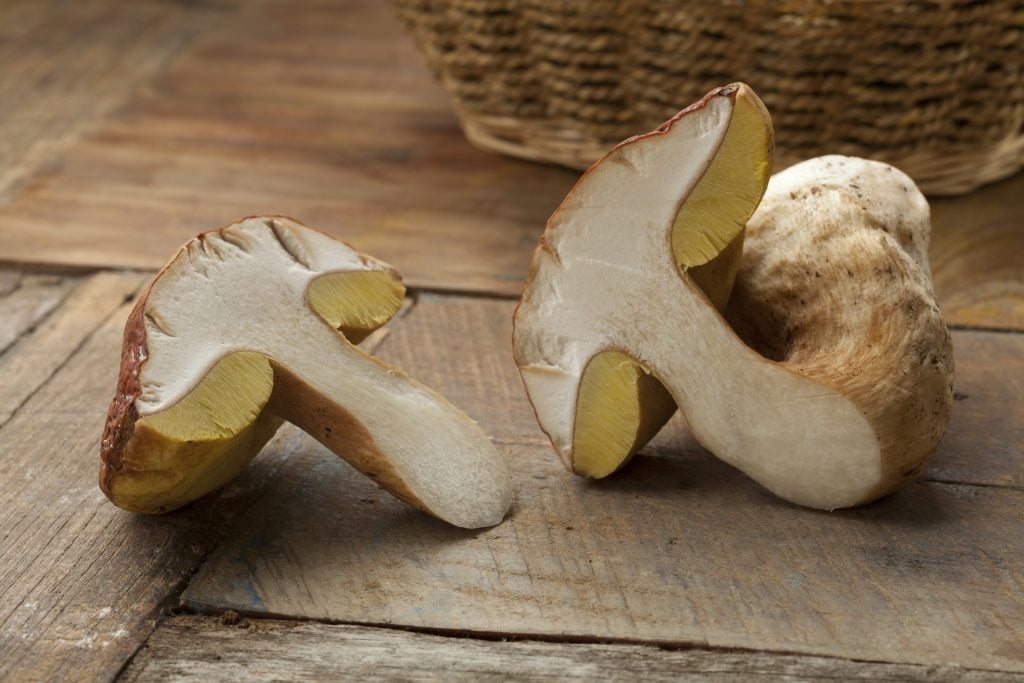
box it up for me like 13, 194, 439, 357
1, 1, 1021, 681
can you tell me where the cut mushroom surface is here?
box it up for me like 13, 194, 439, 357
101, 216, 512, 529
513, 84, 953, 509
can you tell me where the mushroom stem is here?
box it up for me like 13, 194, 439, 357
587, 268, 880, 508
264, 309, 509, 529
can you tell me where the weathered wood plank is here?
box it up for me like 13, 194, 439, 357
0, 271, 143, 426
181, 295, 1024, 672
926, 330, 1024, 489
930, 173, 1024, 330
0, 294, 294, 682
0, 0, 574, 295
120, 615, 1018, 682
0, 0, 240, 201
0, 269, 78, 355
0, 269, 22, 296
181, 439, 1024, 672
0, 0, 1017, 323
379, 294, 541, 443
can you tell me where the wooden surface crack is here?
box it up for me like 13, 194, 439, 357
947, 323, 1024, 335
118, 614, 1024, 682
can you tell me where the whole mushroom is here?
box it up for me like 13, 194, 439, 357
513, 84, 954, 509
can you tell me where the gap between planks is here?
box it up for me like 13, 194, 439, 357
169, 602, 1024, 673
947, 323, 1024, 335
490, 433, 1024, 494
118, 614, 1021, 682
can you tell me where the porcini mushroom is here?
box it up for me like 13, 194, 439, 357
100, 217, 512, 528
513, 84, 954, 509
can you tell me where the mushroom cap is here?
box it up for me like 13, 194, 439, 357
136, 217, 399, 415
513, 86, 743, 466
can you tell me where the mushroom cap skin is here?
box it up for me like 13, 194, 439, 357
100, 216, 513, 528
513, 85, 953, 509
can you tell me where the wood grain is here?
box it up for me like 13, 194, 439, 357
0, 0, 1016, 321
0, 269, 78, 355
930, 173, 1024, 330
379, 294, 541, 443
0, 0, 239, 201
927, 330, 1024, 489
0, 271, 143, 426
0, 287, 301, 682
0, 0, 1016, 675
181, 295, 1024, 673
121, 616, 1018, 683
0, 0, 574, 295
182, 438, 1024, 672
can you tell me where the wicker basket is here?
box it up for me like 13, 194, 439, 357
395, 0, 1024, 196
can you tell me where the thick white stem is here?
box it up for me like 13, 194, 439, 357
267, 311, 512, 528
634, 273, 880, 508
522, 247, 880, 509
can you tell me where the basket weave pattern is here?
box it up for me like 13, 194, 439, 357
396, 0, 1024, 195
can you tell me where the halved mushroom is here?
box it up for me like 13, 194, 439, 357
100, 216, 512, 528
513, 84, 954, 509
